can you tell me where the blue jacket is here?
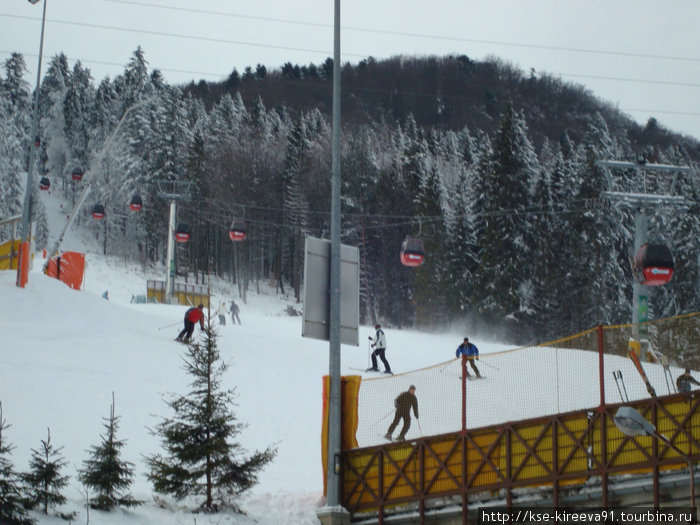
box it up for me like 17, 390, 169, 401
456, 342, 478, 358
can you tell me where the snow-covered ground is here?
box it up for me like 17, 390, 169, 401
0, 190, 682, 524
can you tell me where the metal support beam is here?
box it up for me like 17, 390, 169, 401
165, 200, 177, 303
319, 0, 351, 524
632, 211, 648, 342
19, 0, 47, 245
16, 0, 47, 286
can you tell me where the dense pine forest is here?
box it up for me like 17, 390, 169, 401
1, 48, 698, 343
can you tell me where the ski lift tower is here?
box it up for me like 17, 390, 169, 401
156, 180, 191, 304
598, 158, 691, 349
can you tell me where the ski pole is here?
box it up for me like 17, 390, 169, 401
158, 321, 181, 331
477, 358, 500, 371
417, 418, 423, 437
371, 409, 394, 427
619, 371, 629, 402
613, 371, 624, 403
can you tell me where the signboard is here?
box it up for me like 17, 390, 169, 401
302, 236, 359, 346
638, 294, 649, 339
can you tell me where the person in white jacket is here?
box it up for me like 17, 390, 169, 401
367, 324, 392, 374
215, 300, 227, 326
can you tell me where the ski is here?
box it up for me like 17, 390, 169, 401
350, 367, 393, 375
628, 346, 657, 397
379, 434, 411, 443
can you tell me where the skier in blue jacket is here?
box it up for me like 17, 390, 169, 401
456, 337, 481, 378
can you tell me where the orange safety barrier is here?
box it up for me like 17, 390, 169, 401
45, 251, 86, 290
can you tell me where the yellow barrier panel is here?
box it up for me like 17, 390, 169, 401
343, 394, 700, 513
0, 238, 21, 270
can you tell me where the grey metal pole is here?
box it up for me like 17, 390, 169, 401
18, 0, 48, 269
165, 200, 177, 304
632, 209, 648, 343
325, 0, 343, 509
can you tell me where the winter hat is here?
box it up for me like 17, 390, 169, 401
409, 385, 416, 390
375, 324, 381, 329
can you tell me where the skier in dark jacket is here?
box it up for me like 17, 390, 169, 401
385, 385, 418, 441
176, 304, 205, 342
676, 368, 700, 393
456, 337, 481, 378
230, 300, 241, 324
367, 324, 392, 374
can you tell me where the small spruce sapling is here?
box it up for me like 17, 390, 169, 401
79, 393, 140, 510
22, 427, 70, 515
0, 402, 36, 525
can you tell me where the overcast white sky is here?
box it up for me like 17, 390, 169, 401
2, 0, 699, 141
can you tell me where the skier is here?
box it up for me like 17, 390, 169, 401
230, 300, 241, 325
367, 324, 392, 374
385, 385, 418, 441
676, 368, 700, 393
456, 337, 481, 378
176, 304, 205, 342
215, 300, 227, 326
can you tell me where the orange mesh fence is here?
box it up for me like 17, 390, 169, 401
352, 313, 700, 449
355, 361, 461, 446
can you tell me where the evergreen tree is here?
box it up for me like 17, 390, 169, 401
280, 114, 311, 301
1, 53, 32, 116
0, 95, 26, 216
79, 395, 140, 510
63, 61, 95, 172
412, 161, 448, 329
121, 46, 152, 111
472, 103, 540, 339
0, 403, 35, 525
146, 326, 276, 512
21, 428, 70, 515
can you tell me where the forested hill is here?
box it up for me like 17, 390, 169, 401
183, 54, 700, 155
1, 49, 698, 344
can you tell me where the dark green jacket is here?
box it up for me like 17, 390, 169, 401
394, 391, 418, 418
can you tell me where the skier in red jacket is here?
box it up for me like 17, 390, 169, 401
176, 304, 205, 342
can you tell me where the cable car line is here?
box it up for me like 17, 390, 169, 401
97, 0, 700, 65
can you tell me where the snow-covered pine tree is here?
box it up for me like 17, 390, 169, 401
21, 427, 70, 516
0, 402, 35, 525
281, 113, 311, 302
472, 103, 540, 339
79, 394, 140, 510
146, 325, 276, 512
63, 61, 95, 177
441, 129, 480, 319
412, 142, 448, 329
1, 54, 32, 218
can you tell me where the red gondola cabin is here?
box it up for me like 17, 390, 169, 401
633, 243, 674, 286
175, 223, 190, 243
129, 195, 142, 212
92, 204, 105, 220
71, 168, 83, 182
400, 237, 425, 267
228, 220, 247, 242
39, 177, 50, 191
